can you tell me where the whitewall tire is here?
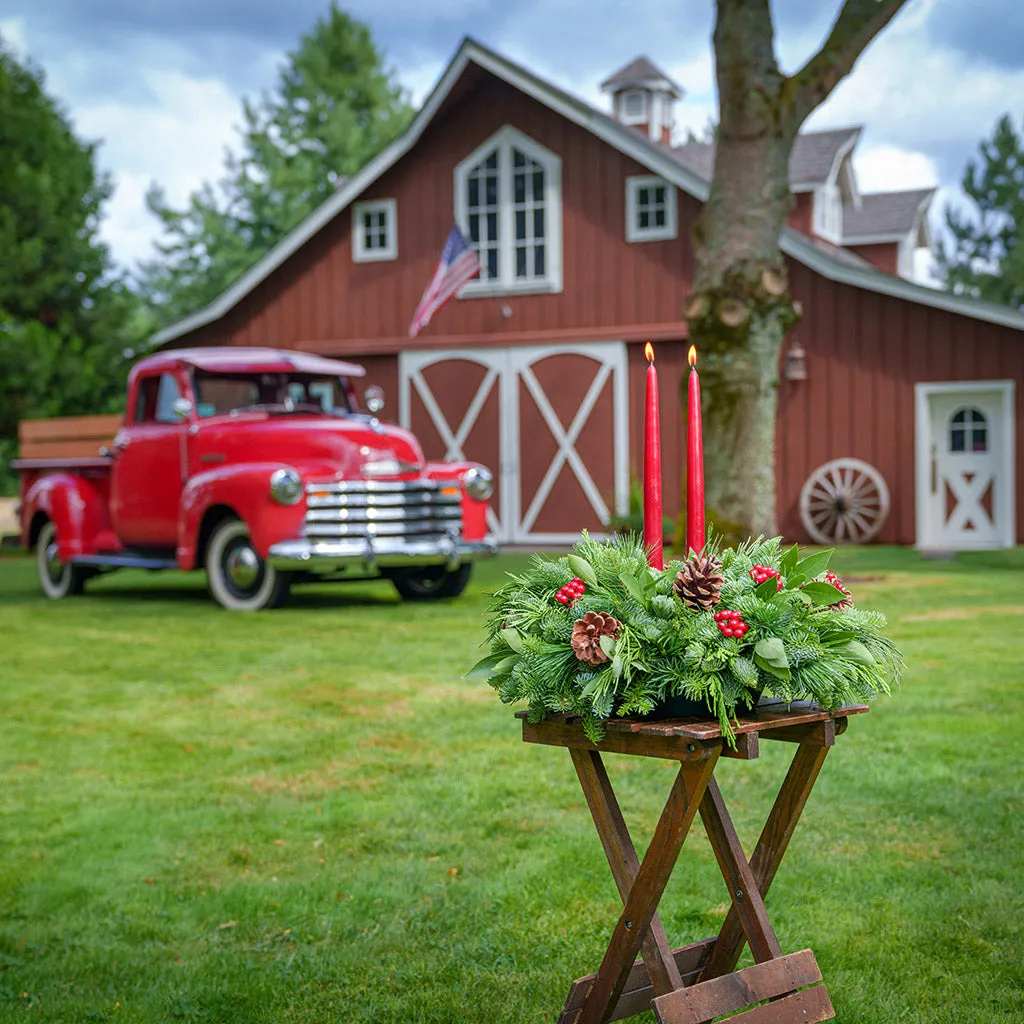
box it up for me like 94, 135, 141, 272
36, 520, 87, 599
206, 518, 291, 611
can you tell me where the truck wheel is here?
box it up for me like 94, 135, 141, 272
206, 518, 291, 611
36, 520, 87, 599
390, 563, 473, 601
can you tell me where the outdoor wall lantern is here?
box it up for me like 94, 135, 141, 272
785, 340, 808, 381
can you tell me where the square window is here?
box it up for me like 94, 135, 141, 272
626, 176, 676, 243
352, 199, 397, 262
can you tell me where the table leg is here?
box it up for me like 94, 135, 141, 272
576, 750, 720, 1024
700, 742, 830, 981
570, 748, 684, 996
699, 777, 783, 964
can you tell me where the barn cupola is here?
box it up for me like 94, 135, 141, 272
601, 57, 683, 145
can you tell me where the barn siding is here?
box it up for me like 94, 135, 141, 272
782, 262, 1024, 544
849, 241, 900, 276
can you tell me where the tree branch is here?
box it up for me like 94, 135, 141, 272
789, 0, 908, 125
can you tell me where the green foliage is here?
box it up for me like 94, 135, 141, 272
0, 36, 143, 494
605, 475, 675, 543
138, 3, 413, 326
475, 533, 902, 744
935, 113, 1024, 311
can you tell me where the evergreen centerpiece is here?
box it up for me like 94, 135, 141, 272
471, 533, 902, 744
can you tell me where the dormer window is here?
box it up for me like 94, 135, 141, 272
619, 89, 648, 125
626, 176, 677, 242
454, 125, 563, 295
352, 199, 397, 262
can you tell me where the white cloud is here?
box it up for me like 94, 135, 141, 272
71, 69, 241, 267
853, 145, 938, 193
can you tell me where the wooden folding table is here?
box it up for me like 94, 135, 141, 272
517, 700, 868, 1024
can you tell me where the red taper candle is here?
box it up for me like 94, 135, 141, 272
643, 342, 663, 569
686, 345, 705, 555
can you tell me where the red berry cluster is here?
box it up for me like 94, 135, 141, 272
749, 564, 783, 591
556, 577, 587, 605
714, 609, 749, 639
824, 571, 854, 608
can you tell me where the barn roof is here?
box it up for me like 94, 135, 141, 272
600, 56, 683, 98
842, 188, 935, 243
150, 37, 1024, 347
670, 127, 862, 189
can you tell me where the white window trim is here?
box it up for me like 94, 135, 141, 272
454, 124, 563, 297
619, 89, 648, 125
352, 198, 397, 262
626, 175, 677, 243
812, 183, 842, 245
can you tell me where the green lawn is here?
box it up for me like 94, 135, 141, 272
1, 547, 1022, 1023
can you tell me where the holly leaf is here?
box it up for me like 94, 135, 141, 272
754, 637, 791, 680
619, 571, 647, 605
790, 589, 813, 607
599, 634, 617, 658
801, 582, 847, 606
500, 627, 525, 653
779, 543, 800, 577
842, 640, 876, 665
567, 555, 598, 589
465, 652, 520, 678
755, 576, 780, 601
795, 550, 833, 581
784, 573, 807, 591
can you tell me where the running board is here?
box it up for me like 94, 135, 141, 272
71, 554, 178, 571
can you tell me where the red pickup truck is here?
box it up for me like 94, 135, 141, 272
14, 347, 496, 610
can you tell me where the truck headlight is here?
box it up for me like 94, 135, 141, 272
270, 467, 303, 505
462, 466, 494, 500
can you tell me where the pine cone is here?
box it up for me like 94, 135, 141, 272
674, 555, 725, 611
570, 611, 622, 666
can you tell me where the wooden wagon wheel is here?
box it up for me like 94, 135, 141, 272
799, 458, 890, 545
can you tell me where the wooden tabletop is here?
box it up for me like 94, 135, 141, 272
516, 699, 868, 741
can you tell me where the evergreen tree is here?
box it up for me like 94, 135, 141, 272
0, 36, 139, 494
140, 3, 412, 325
935, 114, 1023, 311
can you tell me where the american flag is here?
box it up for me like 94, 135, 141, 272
408, 225, 481, 338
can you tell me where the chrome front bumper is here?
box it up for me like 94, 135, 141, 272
267, 534, 498, 572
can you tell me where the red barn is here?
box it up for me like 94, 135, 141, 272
153, 39, 1023, 551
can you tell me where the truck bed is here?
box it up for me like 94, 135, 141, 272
12, 457, 113, 472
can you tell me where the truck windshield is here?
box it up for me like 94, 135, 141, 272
193, 373, 354, 418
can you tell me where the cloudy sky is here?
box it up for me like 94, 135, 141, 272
1, 0, 1021, 279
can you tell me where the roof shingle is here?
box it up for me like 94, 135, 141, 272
842, 189, 935, 239
670, 127, 862, 187
600, 57, 683, 97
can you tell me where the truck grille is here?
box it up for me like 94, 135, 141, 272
303, 480, 463, 540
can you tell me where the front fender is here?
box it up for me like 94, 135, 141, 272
22, 473, 106, 559
178, 463, 306, 570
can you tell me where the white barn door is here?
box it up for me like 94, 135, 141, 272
400, 344, 629, 545
915, 381, 1016, 550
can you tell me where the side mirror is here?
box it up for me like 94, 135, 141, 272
364, 385, 385, 415
172, 397, 194, 421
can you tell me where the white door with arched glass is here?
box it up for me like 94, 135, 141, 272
915, 381, 1016, 550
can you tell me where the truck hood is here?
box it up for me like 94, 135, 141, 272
193, 414, 426, 481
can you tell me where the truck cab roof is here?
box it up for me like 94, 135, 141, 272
132, 347, 367, 379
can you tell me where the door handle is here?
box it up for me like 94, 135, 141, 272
930, 444, 937, 494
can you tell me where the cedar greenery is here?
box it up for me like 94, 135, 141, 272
471, 533, 902, 744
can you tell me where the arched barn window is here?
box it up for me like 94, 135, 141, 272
948, 407, 988, 453
454, 126, 562, 295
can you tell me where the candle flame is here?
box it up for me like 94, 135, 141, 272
644, 342, 654, 363
688, 345, 697, 368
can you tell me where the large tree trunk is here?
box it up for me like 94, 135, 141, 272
685, 0, 906, 540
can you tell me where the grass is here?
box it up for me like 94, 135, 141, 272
1, 546, 1022, 1023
